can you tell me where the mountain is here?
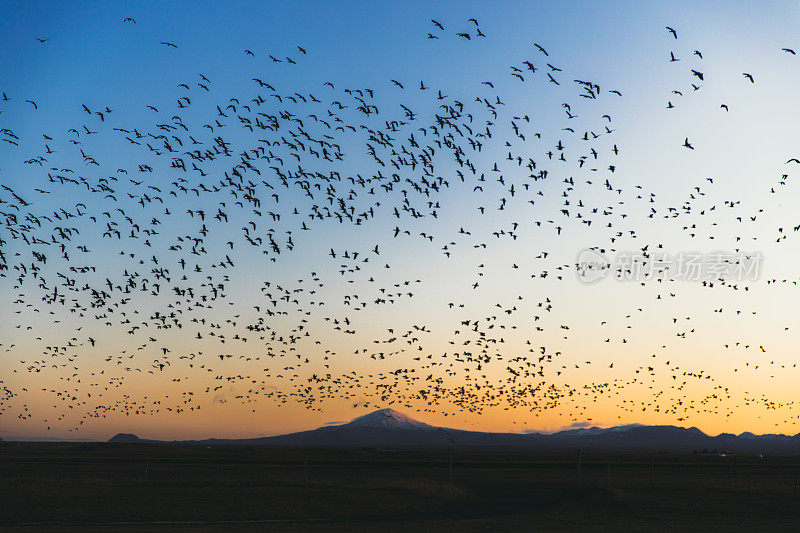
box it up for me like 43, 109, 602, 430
343, 408, 434, 430
106, 409, 800, 453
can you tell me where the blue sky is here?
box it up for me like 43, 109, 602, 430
3, 1, 800, 440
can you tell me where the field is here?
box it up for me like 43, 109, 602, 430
4, 443, 800, 531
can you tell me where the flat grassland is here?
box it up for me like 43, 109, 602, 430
3, 443, 800, 531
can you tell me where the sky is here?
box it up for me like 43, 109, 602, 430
3, 1, 800, 441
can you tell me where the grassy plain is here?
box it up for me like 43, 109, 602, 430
3, 443, 800, 531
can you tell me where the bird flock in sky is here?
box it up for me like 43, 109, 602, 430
2, 16, 800, 436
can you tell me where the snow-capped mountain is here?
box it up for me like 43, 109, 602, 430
342, 408, 434, 430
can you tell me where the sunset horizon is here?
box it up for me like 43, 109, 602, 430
5, 2, 800, 529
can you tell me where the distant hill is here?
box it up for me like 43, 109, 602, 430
109, 433, 153, 443
107, 408, 800, 453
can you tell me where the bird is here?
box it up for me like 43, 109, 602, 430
0, 6, 793, 445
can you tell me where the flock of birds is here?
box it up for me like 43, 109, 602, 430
2, 16, 800, 437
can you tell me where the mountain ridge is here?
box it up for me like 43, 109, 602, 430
107, 409, 800, 453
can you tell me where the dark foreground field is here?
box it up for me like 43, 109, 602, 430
4, 443, 800, 531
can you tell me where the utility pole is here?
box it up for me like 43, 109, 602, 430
576, 449, 582, 482
448, 447, 453, 485
446, 432, 455, 486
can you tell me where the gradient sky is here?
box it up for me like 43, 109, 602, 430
3, 1, 800, 441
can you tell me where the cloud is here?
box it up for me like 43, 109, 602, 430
524, 420, 598, 434
564, 420, 595, 430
